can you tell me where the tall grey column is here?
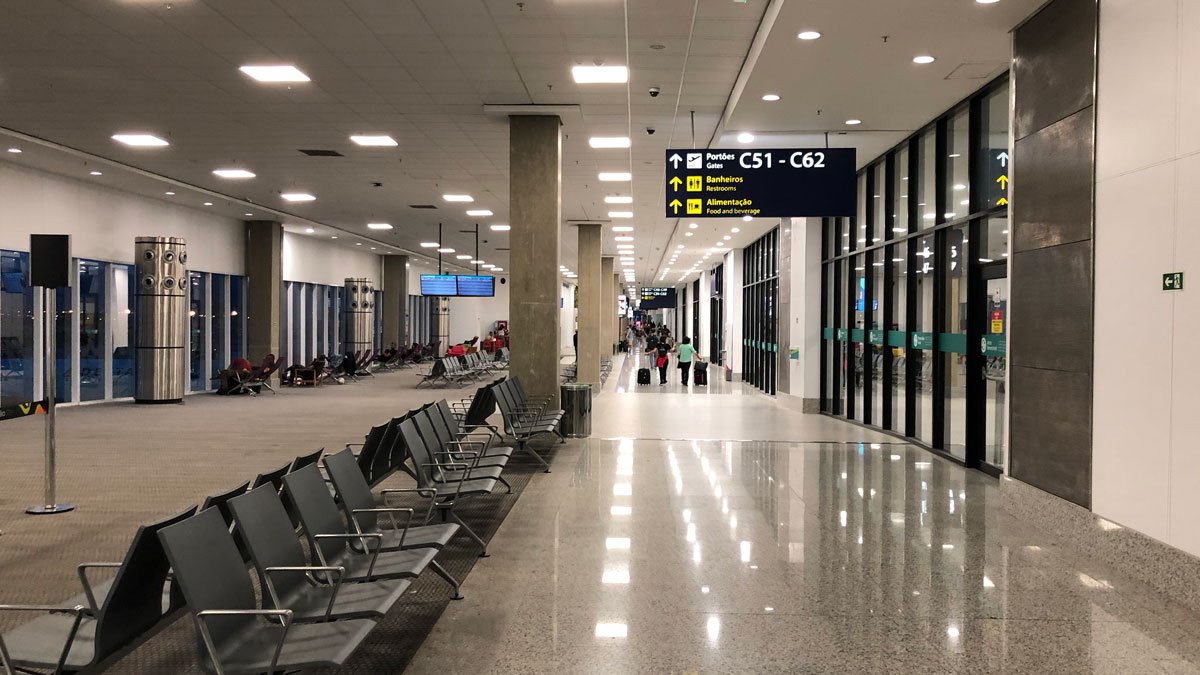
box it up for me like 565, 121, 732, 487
576, 224, 602, 385
244, 220, 281, 361
383, 254, 409, 348
435, 297, 450, 355
601, 257, 615, 355
509, 115, 562, 403
134, 237, 187, 403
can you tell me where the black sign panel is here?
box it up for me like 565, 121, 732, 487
664, 148, 856, 218
639, 287, 676, 310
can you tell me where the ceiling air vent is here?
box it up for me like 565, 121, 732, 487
298, 149, 344, 157
495, 247, 510, 251
409, 204, 438, 209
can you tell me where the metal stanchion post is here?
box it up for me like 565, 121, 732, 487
27, 286, 73, 515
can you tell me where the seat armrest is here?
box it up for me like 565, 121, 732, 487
0, 604, 93, 674
264, 566, 344, 621
196, 609, 293, 674
76, 562, 122, 614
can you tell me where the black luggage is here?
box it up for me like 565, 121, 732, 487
619, 340, 629, 353
693, 361, 708, 386
637, 368, 652, 385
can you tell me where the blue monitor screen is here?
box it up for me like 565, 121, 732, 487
420, 274, 458, 296
457, 275, 495, 297
1, 272, 24, 294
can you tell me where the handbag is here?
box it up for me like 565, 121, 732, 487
655, 355, 668, 368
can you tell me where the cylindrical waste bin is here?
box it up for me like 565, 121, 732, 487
560, 383, 592, 438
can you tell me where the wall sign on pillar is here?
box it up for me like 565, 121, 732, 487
1163, 272, 1184, 291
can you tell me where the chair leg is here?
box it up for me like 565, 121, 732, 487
448, 510, 489, 557
497, 476, 512, 494
429, 560, 465, 600
519, 440, 551, 473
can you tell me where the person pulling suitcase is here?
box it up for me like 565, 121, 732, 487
674, 336, 696, 387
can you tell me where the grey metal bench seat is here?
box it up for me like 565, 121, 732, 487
158, 508, 377, 674
0, 507, 193, 674
323, 448, 460, 553
282, 465, 464, 599
433, 399, 515, 463
228, 485, 412, 623
413, 409, 510, 488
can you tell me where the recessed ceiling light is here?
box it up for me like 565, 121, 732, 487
605, 195, 633, 204
6, 148, 21, 154
913, 55, 936, 65
846, 119, 862, 126
244, 213, 254, 217
688, 222, 698, 229
164, 191, 175, 196
676, 244, 684, 249
599, 172, 632, 182
89, 170, 103, 176
443, 194, 474, 202
367, 223, 393, 230
456, 254, 472, 260
213, 168, 255, 179
612, 226, 634, 232
437, 248, 455, 253
761, 94, 780, 102
737, 132, 755, 144
572, 65, 629, 84
798, 31, 822, 40
282, 193, 315, 202
743, 215, 753, 221
608, 211, 633, 218
420, 242, 439, 248
304, 227, 315, 233
349, 135, 397, 147
203, 201, 213, 206
482, 264, 496, 269
493, 268, 504, 272
589, 136, 631, 149
112, 133, 169, 147
615, 236, 634, 242
370, 247, 377, 250
356, 243, 362, 246
731, 227, 740, 233
471, 260, 485, 264
466, 209, 493, 217
239, 65, 310, 82
723, 235, 732, 241
331, 236, 339, 239
685, 232, 693, 237
490, 224, 511, 231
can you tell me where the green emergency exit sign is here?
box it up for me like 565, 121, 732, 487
1164, 272, 1184, 291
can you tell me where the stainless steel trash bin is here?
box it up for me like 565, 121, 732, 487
560, 383, 592, 438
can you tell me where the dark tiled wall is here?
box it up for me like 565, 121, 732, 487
1010, 0, 1098, 508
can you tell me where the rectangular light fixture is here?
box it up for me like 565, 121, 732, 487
612, 226, 634, 232
490, 224, 511, 231
437, 248, 455, 253
213, 168, 255, 179
608, 211, 633, 219
239, 65, 310, 82
589, 136, 631, 149
572, 65, 629, 84
443, 194, 474, 202
350, 135, 397, 147
615, 236, 634, 242
456, 254, 472, 260
599, 172, 632, 182
367, 223, 393, 230
420, 242, 439, 248
112, 133, 169, 147
466, 209, 493, 217
281, 193, 315, 202
471, 259, 485, 264
605, 195, 633, 204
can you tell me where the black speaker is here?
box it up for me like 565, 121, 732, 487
30, 234, 72, 289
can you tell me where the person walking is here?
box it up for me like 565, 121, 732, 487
649, 334, 672, 385
674, 336, 696, 386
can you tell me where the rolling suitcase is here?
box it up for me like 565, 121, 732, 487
637, 368, 652, 385
693, 361, 708, 386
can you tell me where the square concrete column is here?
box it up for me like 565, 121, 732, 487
382, 254, 409, 348
244, 220, 281, 360
601, 257, 615, 355
575, 224, 603, 385
613, 271, 622, 350
509, 115, 562, 403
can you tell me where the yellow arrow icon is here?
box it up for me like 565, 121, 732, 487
997, 197, 1009, 206
996, 175, 1009, 189
669, 198, 682, 214
669, 176, 682, 192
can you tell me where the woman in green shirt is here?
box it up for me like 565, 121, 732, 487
673, 336, 697, 386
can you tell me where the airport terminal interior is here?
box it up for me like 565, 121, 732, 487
2, 0, 1200, 672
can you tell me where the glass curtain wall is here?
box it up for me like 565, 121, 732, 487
819, 75, 1010, 473
742, 228, 779, 395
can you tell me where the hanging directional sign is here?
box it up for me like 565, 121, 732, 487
664, 148, 856, 218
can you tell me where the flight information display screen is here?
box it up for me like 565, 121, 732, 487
639, 287, 676, 310
420, 274, 458, 296
457, 275, 495, 297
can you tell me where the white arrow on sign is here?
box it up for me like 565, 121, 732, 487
997, 151, 1009, 168
669, 153, 682, 169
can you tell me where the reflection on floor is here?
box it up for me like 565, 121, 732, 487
409, 437, 1200, 674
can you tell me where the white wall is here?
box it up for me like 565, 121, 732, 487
698, 269, 711, 359
1092, 0, 1200, 555
282, 231, 381, 287
724, 248, 743, 375
785, 218, 822, 400
447, 279, 510, 344
0, 160, 243, 274
559, 282, 575, 354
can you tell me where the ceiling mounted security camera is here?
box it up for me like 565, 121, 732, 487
648, 86, 661, 98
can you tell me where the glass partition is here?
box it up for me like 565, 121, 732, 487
78, 260, 106, 402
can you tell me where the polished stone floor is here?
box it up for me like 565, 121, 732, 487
408, 357, 1200, 674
